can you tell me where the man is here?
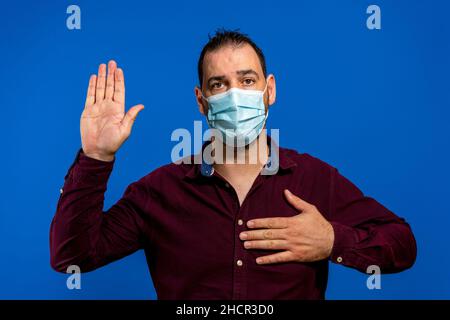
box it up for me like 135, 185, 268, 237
50, 30, 416, 299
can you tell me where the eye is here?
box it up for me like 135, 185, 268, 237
242, 78, 256, 86
211, 82, 224, 90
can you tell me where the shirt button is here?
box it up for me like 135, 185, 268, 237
336, 256, 343, 263
59, 188, 63, 194
238, 219, 244, 226
225, 183, 230, 188
236, 259, 243, 267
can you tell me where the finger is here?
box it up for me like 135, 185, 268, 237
247, 217, 289, 229
114, 68, 125, 105
95, 63, 107, 101
85, 74, 97, 107
244, 240, 289, 250
256, 251, 295, 265
240, 229, 286, 241
284, 189, 313, 212
105, 60, 117, 100
122, 104, 144, 131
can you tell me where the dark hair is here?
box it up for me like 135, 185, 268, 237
197, 28, 267, 87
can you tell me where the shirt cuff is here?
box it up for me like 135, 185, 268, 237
66, 149, 115, 184
329, 221, 359, 266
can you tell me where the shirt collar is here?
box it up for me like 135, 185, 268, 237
184, 135, 297, 180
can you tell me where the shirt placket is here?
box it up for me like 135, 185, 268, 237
232, 198, 247, 300
219, 175, 267, 300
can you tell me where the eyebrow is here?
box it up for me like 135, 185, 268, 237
236, 69, 260, 79
206, 69, 260, 87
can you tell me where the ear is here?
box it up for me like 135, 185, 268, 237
266, 74, 276, 106
194, 86, 207, 115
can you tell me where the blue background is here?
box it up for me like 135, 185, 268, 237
1, 0, 449, 299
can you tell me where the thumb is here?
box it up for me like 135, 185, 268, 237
122, 104, 144, 130
284, 189, 312, 212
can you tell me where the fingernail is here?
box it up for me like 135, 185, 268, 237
247, 221, 255, 227
256, 258, 263, 264
240, 232, 247, 240
244, 241, 251, 248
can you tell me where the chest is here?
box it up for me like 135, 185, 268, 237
229, 178, 258, 206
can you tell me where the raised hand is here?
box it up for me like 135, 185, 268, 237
239, 189, 335, 264
81, 60, 144, 161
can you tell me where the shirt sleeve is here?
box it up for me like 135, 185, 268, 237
328, 167, 417, 273
49, 149, 150, 273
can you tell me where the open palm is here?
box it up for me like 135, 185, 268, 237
81, 60, 144, 161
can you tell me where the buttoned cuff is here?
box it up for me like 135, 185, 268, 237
329, 221, 359, 266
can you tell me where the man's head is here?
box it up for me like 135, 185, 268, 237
195, 29, 276, 115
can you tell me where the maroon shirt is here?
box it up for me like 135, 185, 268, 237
50, 142, 416, 299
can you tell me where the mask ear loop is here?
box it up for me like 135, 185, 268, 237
262, 79, 269, 95
200, 90, 211, 118
262, 78, 271, 111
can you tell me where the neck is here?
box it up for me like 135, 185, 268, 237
213, 131, 269, 179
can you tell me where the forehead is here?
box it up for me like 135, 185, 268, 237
202, 43, 264, 79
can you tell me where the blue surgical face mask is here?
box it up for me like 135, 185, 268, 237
202, 81, 269, 147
